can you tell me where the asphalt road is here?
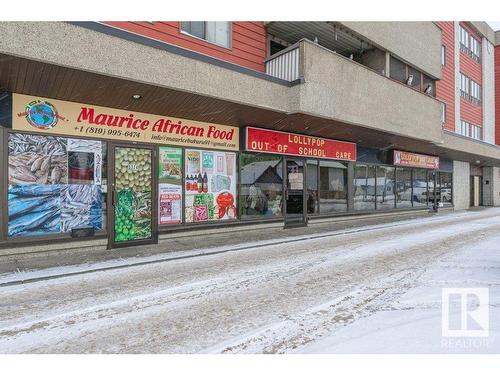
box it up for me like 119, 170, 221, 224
1, 208, 499, 353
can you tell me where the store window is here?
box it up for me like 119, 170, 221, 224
158, 147, 183, 225
440, 172, 453, 206
376, 166, 395, 210
412, 169, 428, 207
396, 168, 412, 208
306, 160, 318, 214
239, 153, 283, 219
180, 21, 231, 48
185, 149, 237, 222
7, 133, 106, 237
319, 160, 348, 214
354, 164, 376, 211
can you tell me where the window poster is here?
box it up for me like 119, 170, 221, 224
158, 147, 183, 224
67, 139, 102, 185
7, 133, 104, 237
185, 149, 237, 223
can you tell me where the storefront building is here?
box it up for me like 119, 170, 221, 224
1, 93, 453, 249
1, 21, 500, 253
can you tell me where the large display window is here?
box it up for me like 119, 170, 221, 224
184, 149, 237, 222
376, 166, 395, 210
319, 160, 347, 213
412, 169, 428, 207
395, 168, 412, 208
306, 160, 318, 214
239, 153, 283, 219
7, 133, 105, 237
354, 164, 376, 211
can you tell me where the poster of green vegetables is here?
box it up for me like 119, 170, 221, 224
114, 147, 152, 242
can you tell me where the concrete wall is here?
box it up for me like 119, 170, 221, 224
483, 39, 496, 144
0, 22, 294, 115
340, 22, 442, 79
299, 40, 443, 143
470, 22, 497, 45
357, 49, 386, 76
482, 166, 500, 206
453, 160, 470, 210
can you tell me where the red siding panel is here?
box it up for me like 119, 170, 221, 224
459, 22, 483, 128
436, 21, 456, 132
102, 21, 267, 72
496, 45, 500, 145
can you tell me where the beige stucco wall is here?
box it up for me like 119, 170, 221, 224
339, 22, 442, 79
453, 160, 470, 210
298, 40, 443, 143
0, 22, 295, 115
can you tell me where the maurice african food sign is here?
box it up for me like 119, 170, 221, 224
12, 94, 239, 151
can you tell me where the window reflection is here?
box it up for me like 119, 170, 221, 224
239, 153, 283, 218
319, 160, 348, 213
376, 166, 395, 210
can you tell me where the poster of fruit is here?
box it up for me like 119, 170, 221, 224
8, 184, 62, 237
114, 147, 152, 242
8, 134, 68, 185
184, 149, 237, 223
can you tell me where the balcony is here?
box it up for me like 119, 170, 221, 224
265, 39, 444, 144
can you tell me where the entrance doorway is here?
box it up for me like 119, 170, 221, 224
470, 175, 483, 207
109, 144, 156, 248
285, 158, 307, 226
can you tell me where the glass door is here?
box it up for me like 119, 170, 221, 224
111, 145, 155, 247
285, 159, 306, 226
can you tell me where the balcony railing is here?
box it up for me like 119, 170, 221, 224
265, 43, 300, 82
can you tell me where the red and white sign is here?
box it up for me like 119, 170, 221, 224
393, 150, 439, 169
245, 127, 357, 161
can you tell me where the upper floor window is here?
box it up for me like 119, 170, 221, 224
389, 56, 436, 97
459, 120, 482, 140
441, 102, 446, 125
471, 80, 482, 105
459, 26, 469, 50
459, 24, 481, 63
470, 37, 481, 62
460, 73, 470, 99
180, 21, 231, 48
441, 45, 446, 66
460, 72, 481, 105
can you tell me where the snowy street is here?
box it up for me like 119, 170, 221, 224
0, 208, 499, 353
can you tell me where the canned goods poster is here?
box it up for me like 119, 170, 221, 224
158, 147, 182, 225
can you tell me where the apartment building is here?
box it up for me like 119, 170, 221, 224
0, 21, 499, 252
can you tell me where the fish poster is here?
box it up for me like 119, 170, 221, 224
61, 185, 103, 232
8, 184, 62, 237
8, 133, 68, 185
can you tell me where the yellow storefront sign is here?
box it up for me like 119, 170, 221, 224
12, 94, 239, 151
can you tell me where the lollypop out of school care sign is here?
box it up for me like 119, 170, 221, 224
245, 126, 356, 161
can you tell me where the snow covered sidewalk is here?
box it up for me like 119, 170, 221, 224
0, 208, 499, 353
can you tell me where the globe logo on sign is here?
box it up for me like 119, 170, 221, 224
25, 100, 58, 130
